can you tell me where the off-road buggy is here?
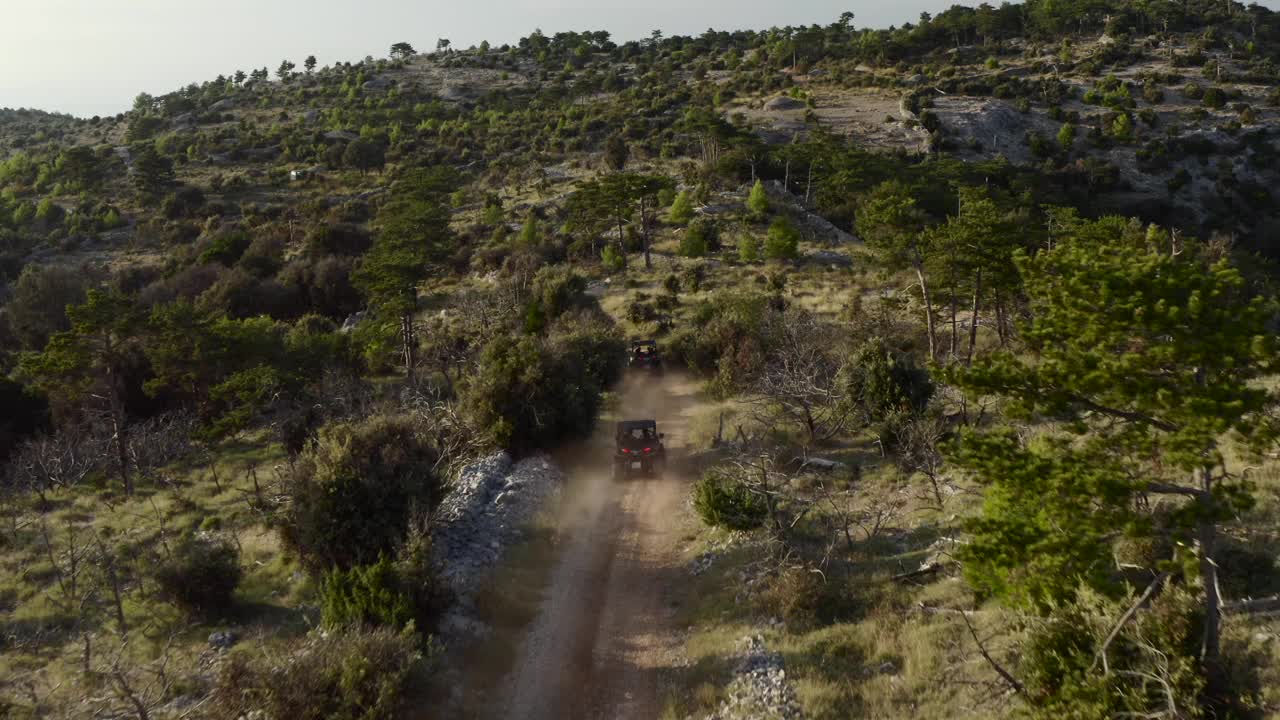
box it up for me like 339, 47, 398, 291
612, 420, 666, 479
627, 339, 662, 373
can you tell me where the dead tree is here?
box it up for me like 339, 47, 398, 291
893, 411, 952, 509
8, 421, 111, 507
86, 635, 183, 720
748, 309, 852, 447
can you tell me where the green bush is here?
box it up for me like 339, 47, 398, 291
764, 216, 800, 260
463, 335, 604, 456
679, 225, 708, 257
738, 234, 760, 263
1019, 586, 1230, 719
547, 309, 627, 391
601, 243, 626, 272
669, 189, 694, 224
526, 266, 593, 334
321, 554, 413, 629
279, 416, 444, 571
682, 263, 707, 292
211, 627, 425, 720
693, 471, 767, 531
746, 179, 769, 220
845, 338, 933, 424
762, 566, 865, 630
198, 229, 251, 266
1058, 122, 1077, 150
154, 534, 242, 617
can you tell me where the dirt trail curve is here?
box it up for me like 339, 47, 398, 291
493, 372, 703, 720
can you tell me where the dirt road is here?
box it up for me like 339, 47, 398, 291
489, 372, 703, 720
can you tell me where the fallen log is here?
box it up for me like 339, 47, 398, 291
1224, 595, 1280, 615
894, 562, 945, 582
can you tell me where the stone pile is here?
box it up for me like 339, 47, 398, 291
705, 635, 804, 720
432, 452, 564, 637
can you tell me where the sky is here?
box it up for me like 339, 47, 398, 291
0, 0, 955, 117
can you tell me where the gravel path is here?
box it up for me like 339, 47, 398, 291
493, 372, 704, 720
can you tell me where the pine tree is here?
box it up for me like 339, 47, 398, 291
19, 290, 140, 493
747, 179, 769, 220
856, 181, 937, 361
947, 219, 1279, 693
764, 216, 799, 260
353, 170, 456, 384
669, 190, 695, 225
130, 143, 174, 203
603, 133, 629, 171
518, 215, 540, 247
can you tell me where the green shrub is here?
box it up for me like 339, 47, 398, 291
528, 266, 592, 328
601, 243, 626, 272
1202, 86, 1226, 109
669, 189, 694, 224
682, 263, 707, 292
626, 292, 658, 325
306, 223, 371, 256
154, 534, 242, 617
321, 554, 413, 629
746, 179, 769, 220
1019, 586, 1226, 719
657, 186, 676, 208
680, 219, 717, 257
547, 309, 627, 391
845, 338, 933, 427
1111, 113, 1133, 140
693, 471, 767, 530
764, 216, 800, 260
762, 566, 865, 630
463, 335, 604, 456
198, 229, 251, 266
738, 234, 760, 263
1058, 122, 1077, 150
211, 627, 425, 720
279, 416, 444, 571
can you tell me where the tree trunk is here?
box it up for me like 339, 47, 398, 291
438, 361, 454, 398
1199, 466, 1222, 670
914, 261, 938, 363
994, 286, 1007, 347
967, 268, 982, 365
82, 632, 92, 678
108, 562, 128, 636
641, 199, 653, 269
949, 276, 958, 360
106, 366, 131, 496
112, 411, 130, 496
401, 314, 417, 386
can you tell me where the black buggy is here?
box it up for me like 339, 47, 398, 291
627, 339, 663, 373
612, 420, 666, 479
